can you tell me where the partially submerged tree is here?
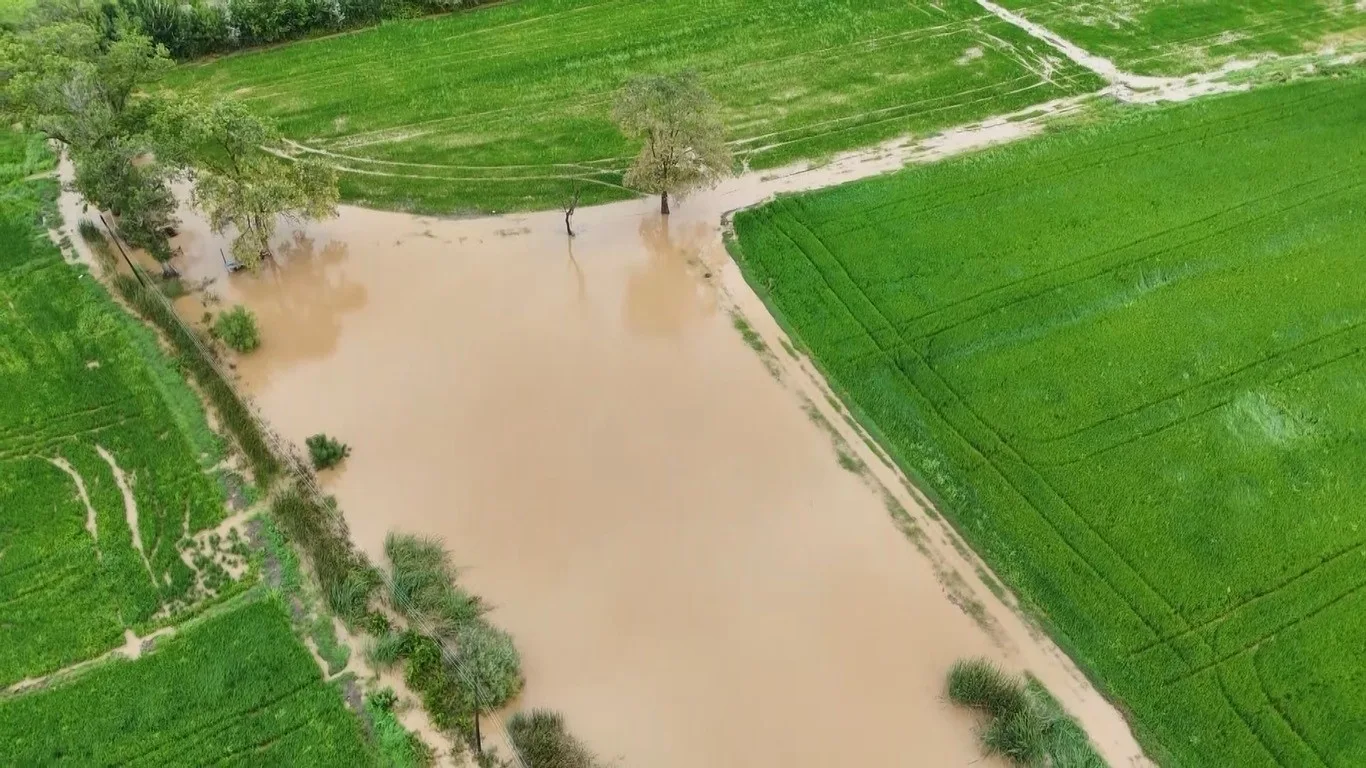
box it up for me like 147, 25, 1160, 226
613, 72, 731, 215
156, 97, 339, 271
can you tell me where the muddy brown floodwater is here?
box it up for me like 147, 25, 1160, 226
131, 108, 1150, 768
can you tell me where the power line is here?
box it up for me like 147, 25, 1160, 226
95, 222, 530, 768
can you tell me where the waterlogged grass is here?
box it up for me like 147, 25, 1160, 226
0, 598, 374, 765
998, 0, 1366, 75
0, 136, 229, 686
166, 0, 1104, 213
732, 75, 1366, 766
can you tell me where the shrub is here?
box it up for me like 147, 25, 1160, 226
507, 710, 598, 768
946, 658, 1028, 719
366, 629, 409, 671
213, 305, 261, 353
384, 533, 485, 633
328, 566, 380, 624
159, 277, 186, 299
980, 699, 1055, 765
454, 620, 523, 710
307, 433, 351, 470
77, 219, 104, 243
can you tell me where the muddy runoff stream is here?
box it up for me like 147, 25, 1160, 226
142, 105, 1150, 768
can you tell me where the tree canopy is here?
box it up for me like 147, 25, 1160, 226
156, 96, 339, 271
613, 72, 731, 214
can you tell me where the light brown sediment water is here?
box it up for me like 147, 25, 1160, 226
102, 106, 1151, 768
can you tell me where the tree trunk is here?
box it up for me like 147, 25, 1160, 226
660, 191, 671, 215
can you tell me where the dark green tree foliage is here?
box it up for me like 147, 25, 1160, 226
0, 10, 178, 255
155, 95, 339, 270
113, 0, 497, 60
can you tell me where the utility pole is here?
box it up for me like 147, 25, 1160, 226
100, 214, 145, 287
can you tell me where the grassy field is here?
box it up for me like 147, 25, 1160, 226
165, 0, 1105, 213
998, 0, 1365, 75
730, 74, 1366, 766
0, 598, 373, 765
0, 132, 243, 687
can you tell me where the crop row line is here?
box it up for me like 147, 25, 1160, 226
765, 203, 1188, 648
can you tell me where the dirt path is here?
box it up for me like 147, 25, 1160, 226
971, 0, 1256, 102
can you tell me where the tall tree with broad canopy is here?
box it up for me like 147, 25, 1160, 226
613, 72, 731, 215
0, 9, 179, 257
155, 97, 339, 271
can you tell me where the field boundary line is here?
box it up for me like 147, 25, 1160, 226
765, 207, 1183, 647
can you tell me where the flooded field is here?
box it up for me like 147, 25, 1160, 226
145, 118, 1147, 768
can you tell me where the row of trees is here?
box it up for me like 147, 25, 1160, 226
0, 4, 337, 270
114, 0, 491, 60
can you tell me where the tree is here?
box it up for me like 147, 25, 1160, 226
612, 72, 731, 215
155, 97, 339, 271
0, 11, 178, 255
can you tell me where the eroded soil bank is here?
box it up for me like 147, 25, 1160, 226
141, 113, 1149, 768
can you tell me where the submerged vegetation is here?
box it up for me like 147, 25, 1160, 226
733, 74, 1366, 765
507, 709, 602, 768
946, 659, 1104, 767
213, 304, 262, 352
308, 432, 352, 470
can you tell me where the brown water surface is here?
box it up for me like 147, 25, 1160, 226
155, 107, 1149, 768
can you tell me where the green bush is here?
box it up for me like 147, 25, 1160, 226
507, 710, 598, 768
328, 566, 380, 624
77, 219, 103, 243
980, 700, 1053, 765
384, 533, 485, 634
365, 629, 409, 671
212, 305, 260, 353
946, 658, 1028, 719
306, 433, 351, 470
454, 620, 522, 710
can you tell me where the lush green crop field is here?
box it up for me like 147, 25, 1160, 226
165, 0, 1105, 213
0, 598, 373, 765
997, 0, 1365, 75
0, 133, 228, 686
731, 75, 1366, 766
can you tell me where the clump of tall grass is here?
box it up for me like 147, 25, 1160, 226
947, 658, 1029, 719
384, 533, 486, 634
946, 658, 1098, 767
378, 533, 524, 746
366, 628, 409, 671
327, 566, 381, 625
507, 709, 600, 768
